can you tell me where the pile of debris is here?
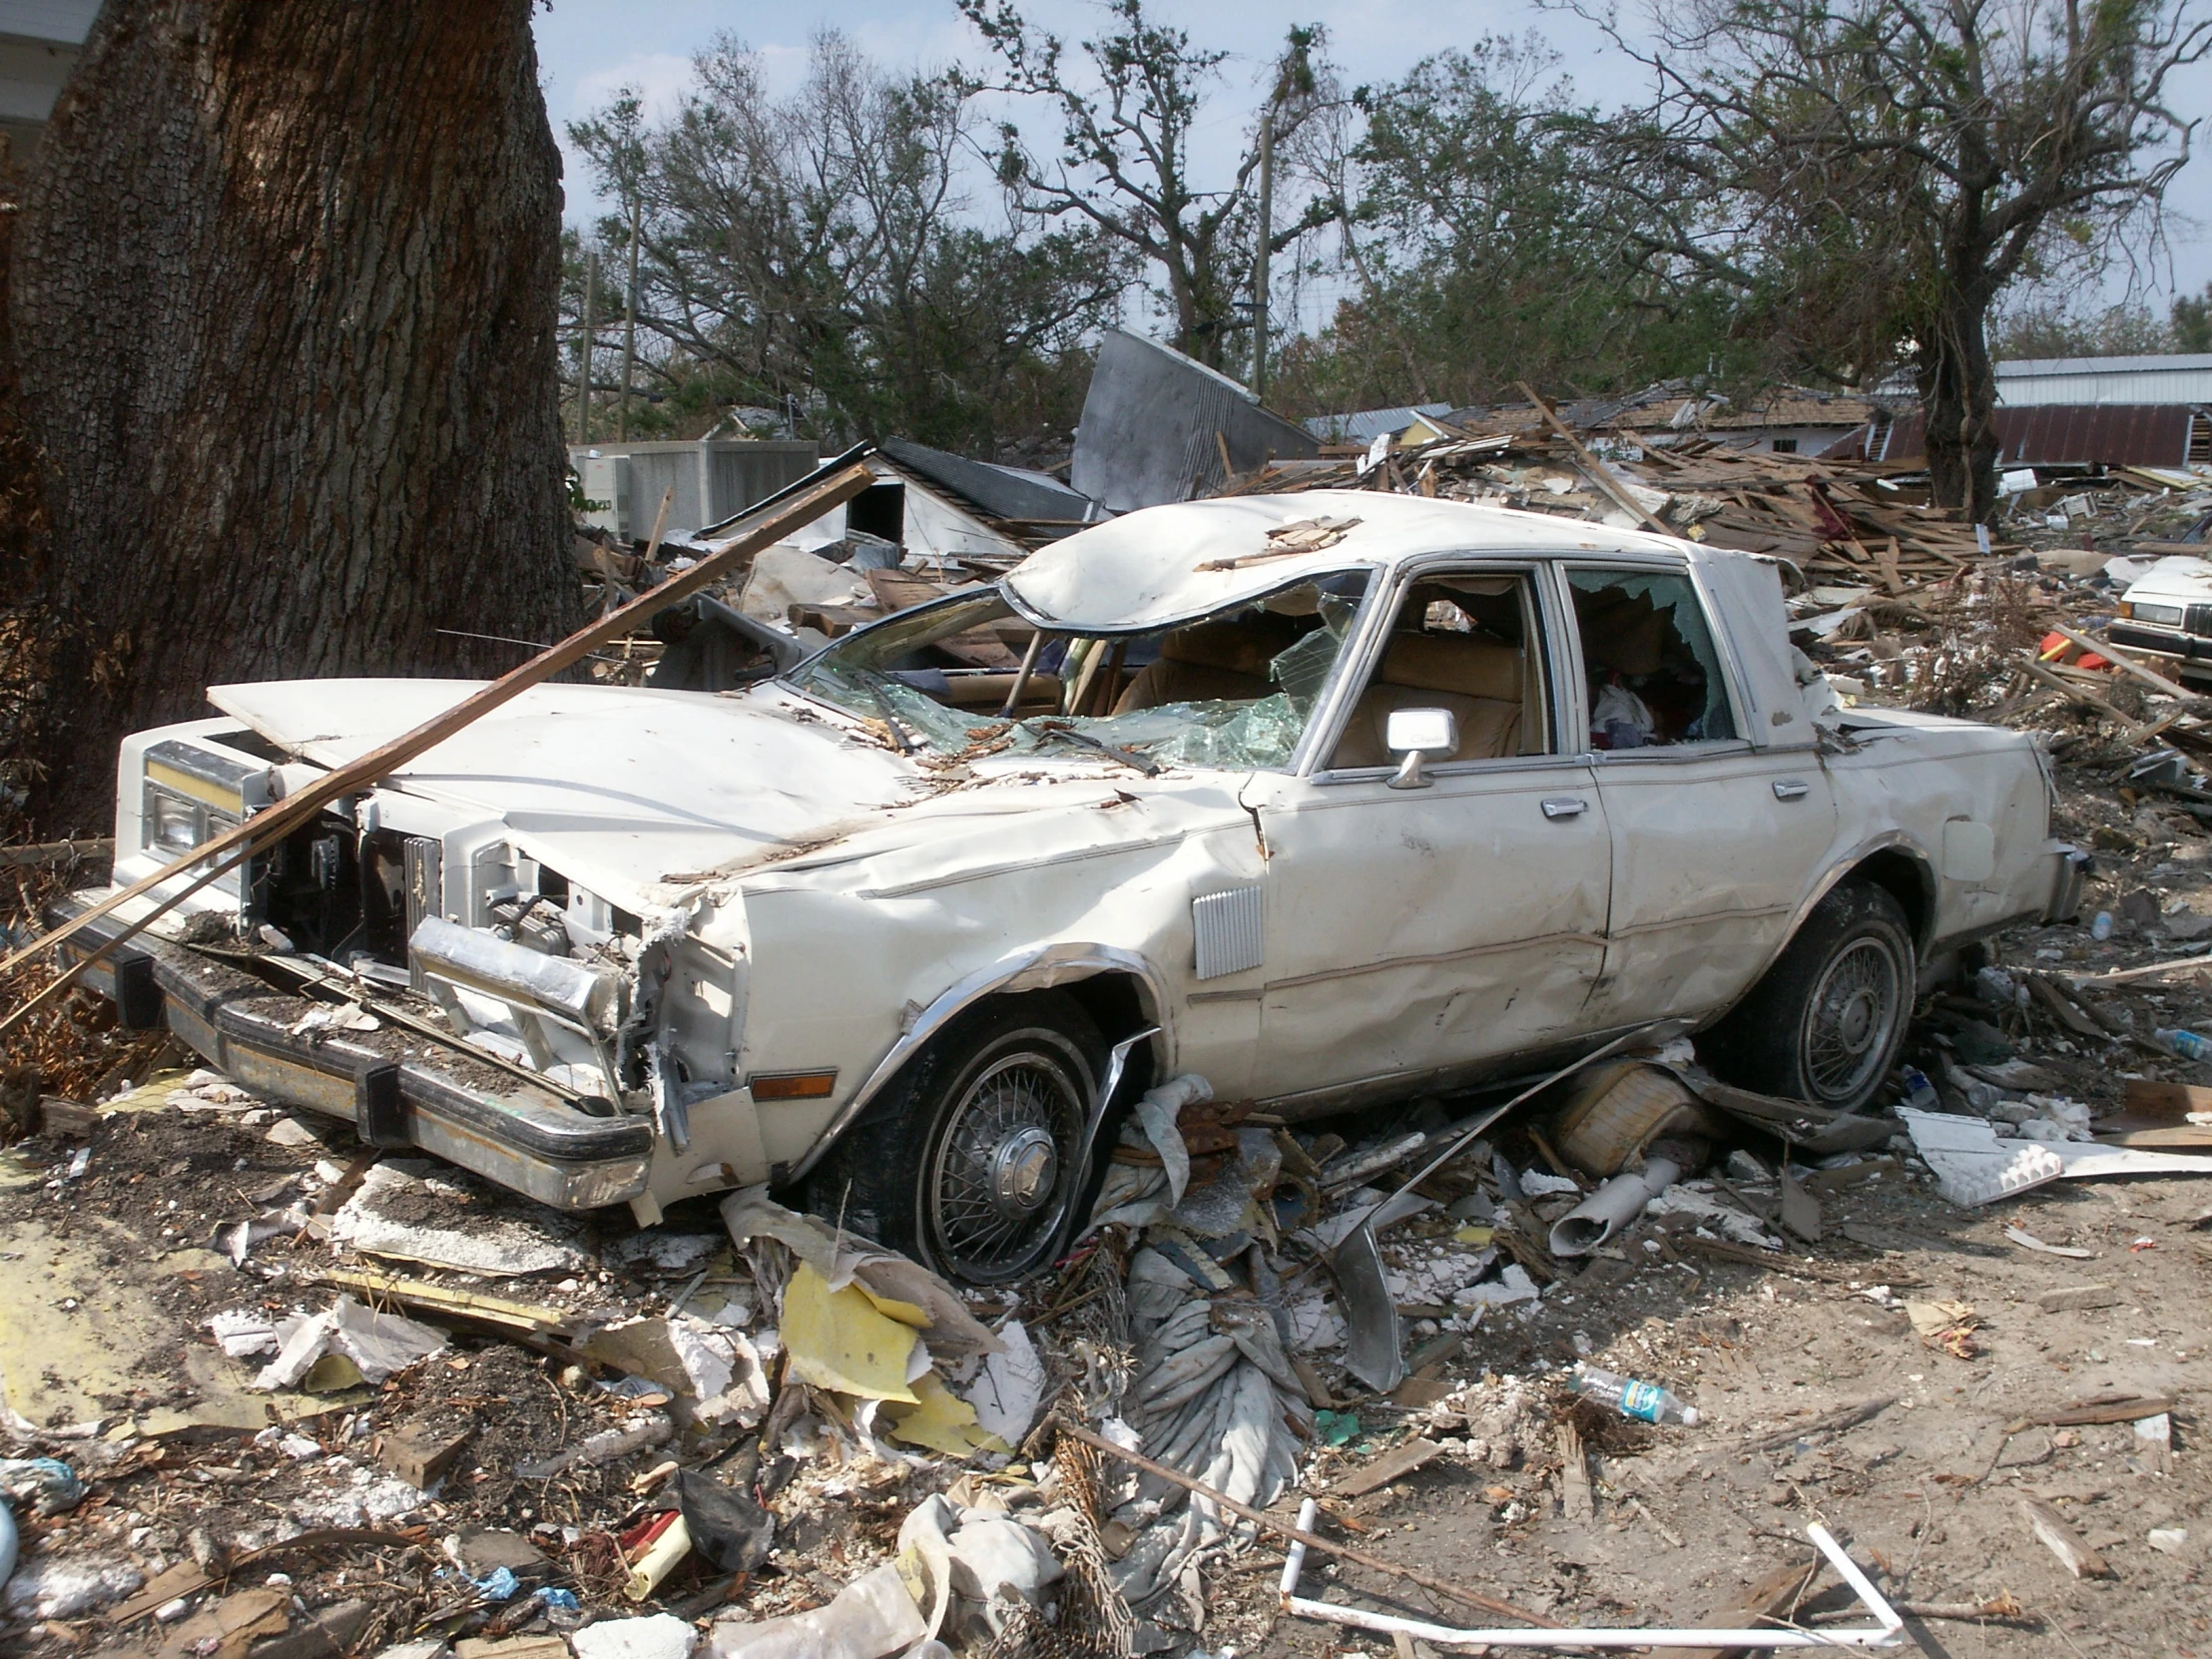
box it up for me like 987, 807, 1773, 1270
1223, 422, 2007, 589
8, 867, 2212, 1659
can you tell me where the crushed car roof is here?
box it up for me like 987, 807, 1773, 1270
1001, 490, 1695, 632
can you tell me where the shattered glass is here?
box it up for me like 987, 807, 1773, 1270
787, 580, 1370, 772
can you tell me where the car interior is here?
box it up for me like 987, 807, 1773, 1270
1327, 573, 1548, 769
1568, 568, 1738, 749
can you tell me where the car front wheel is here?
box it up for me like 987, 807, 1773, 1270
1701, 879, 1916, 1113
808, 991, 1103, 1285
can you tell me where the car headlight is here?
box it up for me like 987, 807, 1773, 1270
144, 785, 239, 862
2127, 601, 2186, 627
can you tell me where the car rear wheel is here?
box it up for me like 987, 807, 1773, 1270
808, 992, 1103, 1285
1700, 879, 1915, 1113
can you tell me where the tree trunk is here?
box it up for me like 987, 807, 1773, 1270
8, 0, 578, 833
1917, 288, 2000, 523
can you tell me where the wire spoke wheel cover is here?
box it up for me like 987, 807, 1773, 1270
1800, 933, 1906, 1103
920, 1037, 1089, 1283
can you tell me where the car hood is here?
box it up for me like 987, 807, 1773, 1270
2120, 554, 2212, 605
209, 678, 927, 905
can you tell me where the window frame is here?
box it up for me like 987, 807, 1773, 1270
1302, 553, 1571, 785
1549, 555, 1757, 764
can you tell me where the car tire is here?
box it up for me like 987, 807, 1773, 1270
1700, 880, 1916, 1113
807, 991, 1105, 1285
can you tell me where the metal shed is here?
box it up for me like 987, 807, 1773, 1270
1995, 353, 2212, 407
568, 440, 821, 541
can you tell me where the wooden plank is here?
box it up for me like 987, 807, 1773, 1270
313, 1267, 577, 1338
2070, 948, 2212, 986
2022, 1392, 2173, 1426
2052, 622, 2206, 704
2021, 1497, 2113, 1578
2020, 659, 2161, 743
1334, 1436, 1445, 1498
1556, 1420, 1594, 1522
1875, 537, 1906, 594
0, 455, 879, 1033
2096, 1122, 2212, 1149
1515, 379, 1671, 535
1676, 1554, 1823, 1659
2025, 971, 2107, 1039
2123, 1078, 2212, 1119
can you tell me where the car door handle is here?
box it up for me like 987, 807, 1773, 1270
1541, 797, 1587, 820
1773, 780, 1812, 801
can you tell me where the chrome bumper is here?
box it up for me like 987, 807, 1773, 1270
49, 894, 653, 1211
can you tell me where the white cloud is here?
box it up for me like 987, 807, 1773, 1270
567, 51, 695, 124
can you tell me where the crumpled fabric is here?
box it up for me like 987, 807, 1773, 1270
1131, 1075, 1211, 1211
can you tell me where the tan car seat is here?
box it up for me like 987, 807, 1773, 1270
1331, 632, 1525, 769
1112, 615, 1301, 713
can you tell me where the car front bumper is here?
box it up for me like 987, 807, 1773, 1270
49, 893, 654, 1211
2104, 622, 2212, 671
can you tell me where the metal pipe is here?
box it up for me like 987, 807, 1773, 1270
578, 249, 600, 442
620, 197, 640, 441
1280, 1500, 1905, 1649
1253, 109, 1273, 398
1000, 629, 1047, 718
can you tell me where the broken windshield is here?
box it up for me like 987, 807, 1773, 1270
786, 575, 1374, 771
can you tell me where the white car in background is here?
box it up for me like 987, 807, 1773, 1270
2108, 554, 2212, 684
61, 493, 2084, 1282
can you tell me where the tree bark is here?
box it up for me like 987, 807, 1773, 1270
1918, 286, 2001, 523
8, 0, 578, 832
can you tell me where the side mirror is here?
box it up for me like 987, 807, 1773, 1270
1384, 707, 1457, 790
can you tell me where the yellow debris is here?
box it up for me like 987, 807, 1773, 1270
883, 1371, 1005, 1456
781, 1261, 920, 1401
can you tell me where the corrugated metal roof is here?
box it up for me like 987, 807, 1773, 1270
1997, 353, 2212, 377
1071, 330, 1320, 512
1302, 404, 1453, 442
1995, 352, 2212, 407
1878, 404, 2198, 467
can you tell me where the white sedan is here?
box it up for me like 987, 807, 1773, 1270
65, 493, 2083, 1282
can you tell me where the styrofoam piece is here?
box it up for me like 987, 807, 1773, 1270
1900, 1109, 2065, 1205
1902, 1108, 2212, 1205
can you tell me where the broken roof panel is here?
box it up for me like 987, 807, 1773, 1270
1069, 329, 1321, 513
877, 436, 1101, 528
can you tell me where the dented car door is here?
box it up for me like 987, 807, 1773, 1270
1560, 560, 1841, 1023
1237, 564, 1613, 1113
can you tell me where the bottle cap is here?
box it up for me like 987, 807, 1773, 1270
1680, 1406, 1701, 1425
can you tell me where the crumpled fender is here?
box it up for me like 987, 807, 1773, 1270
788, 940, 1172, 1181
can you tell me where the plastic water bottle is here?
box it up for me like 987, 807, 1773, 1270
1570, 1364, 1700, 1426
2091, 911, 2115, 941
1901, 1066, 1939, 1112
2154, 1028, 2212, 1061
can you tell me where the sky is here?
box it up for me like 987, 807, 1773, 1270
530, 0, 2212, 343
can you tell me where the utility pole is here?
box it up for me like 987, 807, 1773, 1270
1253, 109, 1273, 400
619, 197, 640, 441
576, 248, 599, 443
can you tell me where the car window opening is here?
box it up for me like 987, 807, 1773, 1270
1568, 568, 1737, 750
1329, 571, 1552, 770
787, 572, 1375, 770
